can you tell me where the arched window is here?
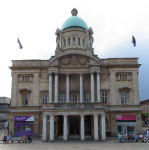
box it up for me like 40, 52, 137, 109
83, 39, 85, 46
73, 38, 75, 45
78, 38, 80, 45
68, 38, 70, 45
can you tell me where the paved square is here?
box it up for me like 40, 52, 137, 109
0, 129, 149, 150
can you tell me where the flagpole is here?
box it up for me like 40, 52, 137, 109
16, 38, 18, 60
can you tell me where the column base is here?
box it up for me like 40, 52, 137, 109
80, 139, 85, 142
42, 140, 47, 143
101, 139, 106, 142
63, 140, 67, 142
94, 139, 99, 142
49, 140, 54, 143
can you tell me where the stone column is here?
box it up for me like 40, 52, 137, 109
60, 36, 61, 49
87, 35, 89, 48
49, 72, 52, 103
94, 114, 98, 141
90, 71, 94, 102
80, 114, 85, 141
42, 116, 47, 142
66, 73, 69, 103
50, 115, 54, 142
54, 72, 58, 103
80, 73, 83, 103
76, 34, 78, 46
81, 36, 83, 47
97, 71, 100, 102
63, 115, 67, 141
66, 35, 68, 48
71, 35, 73, 47
101, 114, 106, 142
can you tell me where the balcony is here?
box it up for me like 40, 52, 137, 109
42, 101, 105, 110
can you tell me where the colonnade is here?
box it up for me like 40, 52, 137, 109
48, 71, 101, 103
42, 113, 106, 142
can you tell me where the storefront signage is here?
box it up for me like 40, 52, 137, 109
116, 115, 136, 120
14, 116, 34, 121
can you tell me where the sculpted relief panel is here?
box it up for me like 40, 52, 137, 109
100, 73, 110, 82
58, 55, 90, 67
40, 73, 49, 81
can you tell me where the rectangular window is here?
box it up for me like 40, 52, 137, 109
74, 77, 75, 82
68, 38, 70, 45
78, 38, 80, 45
73, 38, 75, 45
83, 39, 85, 46
102, 93, 107, 103
42, 93, 47, 103
84, 94, 89, 102
121, 92, 127, 104
71, 78, 73, 82
120, 74, 127, 80
22, 93, 28, 105
76, 77, 78, 82
22, 124, 32, 131
23, 76, 24, 82
127, 125, 135, 134
60, 94, 66, 103
72, 94, 77, 103
117, 125, 126, 134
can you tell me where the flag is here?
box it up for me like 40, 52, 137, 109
132, 36, 136, 47
17, 38, 23, 49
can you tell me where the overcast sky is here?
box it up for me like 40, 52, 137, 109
0, 0, 149, 101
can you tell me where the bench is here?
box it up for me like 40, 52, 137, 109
0, 139, 29, 143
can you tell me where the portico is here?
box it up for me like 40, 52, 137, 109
42, 111, 106, 142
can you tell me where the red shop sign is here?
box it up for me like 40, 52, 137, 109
116, 115, 136, 120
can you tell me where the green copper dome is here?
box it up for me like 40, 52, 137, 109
61, 8, 88, 31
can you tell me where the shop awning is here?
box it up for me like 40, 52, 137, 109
0, 115, 7, 121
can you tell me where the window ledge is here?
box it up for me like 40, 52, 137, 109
18, 81, 33, 83
116, 79, 131, 81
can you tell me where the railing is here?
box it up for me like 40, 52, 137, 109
84, 103, 94, 108
67, 103, 80, 109
54, 103, 63, 109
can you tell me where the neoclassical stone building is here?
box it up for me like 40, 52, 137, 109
9, 8, 142, 142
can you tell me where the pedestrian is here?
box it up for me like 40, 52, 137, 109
126, 133, 131, 142
3, 135, 7, 143
22, 135, 26, 143
28, 133, 32, 143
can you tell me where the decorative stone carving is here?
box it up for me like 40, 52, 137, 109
100, 73, 110, 82
59, 55, 90, 67
50, 59, 58, 66
40, 73, 48, 81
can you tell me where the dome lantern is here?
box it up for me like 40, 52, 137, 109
71, 8, 78, 16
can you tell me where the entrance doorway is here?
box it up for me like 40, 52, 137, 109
85, 115, 91, 135
58, 116, 63, 135
70, 117, 80, 135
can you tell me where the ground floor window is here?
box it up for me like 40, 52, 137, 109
116, 122, 136, 135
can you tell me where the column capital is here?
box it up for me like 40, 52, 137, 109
79, 73, 83, 76
96, 71, 100, 74
90, 71, 94, 74
49, 115, 54, 117
63, 114, 68, 117
48, 71, 52, 75
54, 72, 58, 75
93, 114, 99, 117
66, 73, 69, 76
101, 113, 106, 116
42, 115, 47, 117
80, 114, 85, 117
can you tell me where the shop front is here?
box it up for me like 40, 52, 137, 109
116, 115, 136, 135
14, 116, 34, 136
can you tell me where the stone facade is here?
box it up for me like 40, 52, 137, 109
9, 8, 142, 142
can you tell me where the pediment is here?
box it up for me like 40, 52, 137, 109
48, 52, 101, 67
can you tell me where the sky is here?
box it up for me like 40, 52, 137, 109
0, 0, 149, 101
